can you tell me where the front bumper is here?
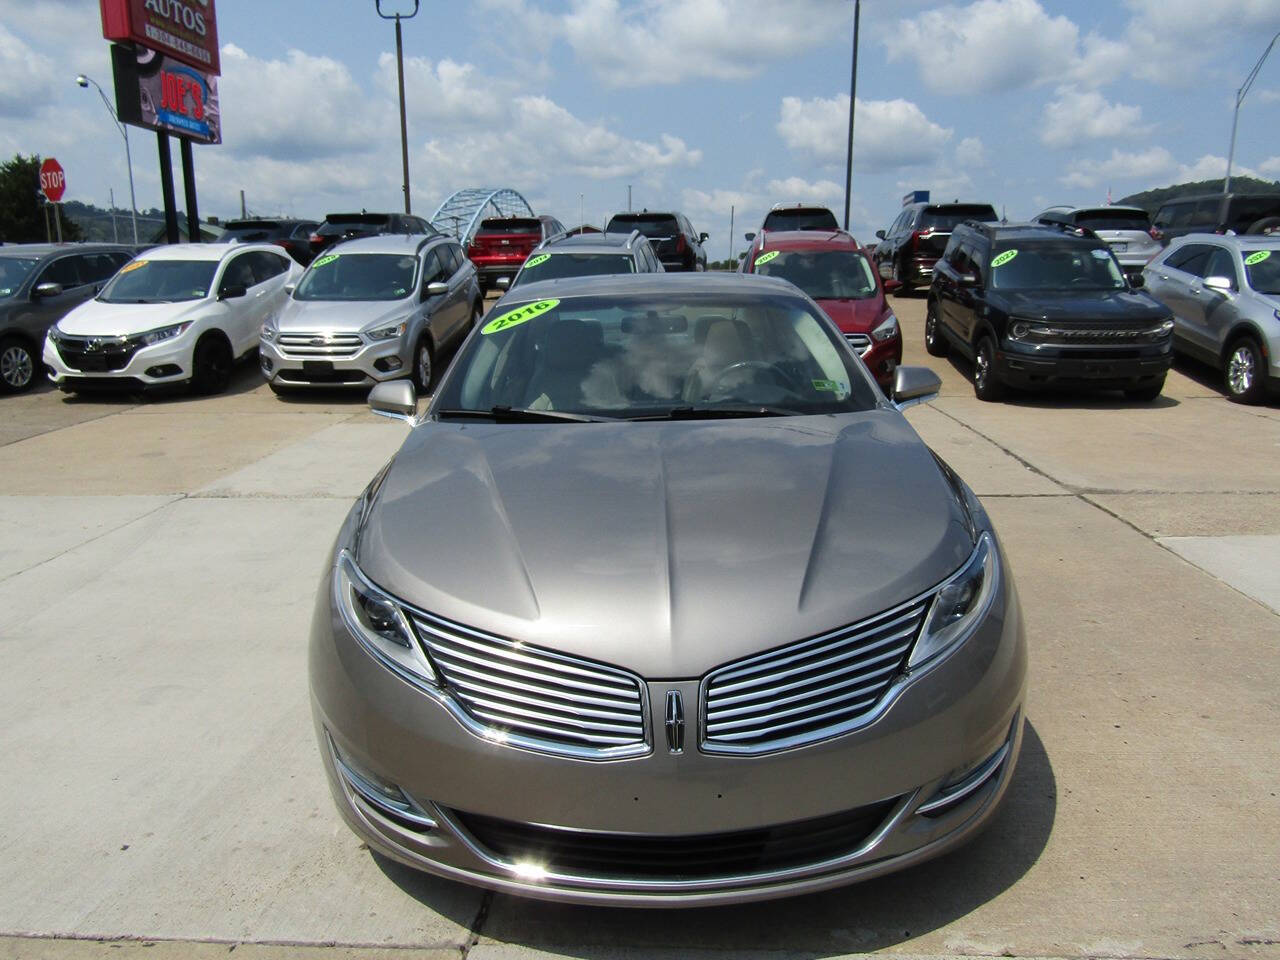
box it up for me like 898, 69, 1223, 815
43, 336, 193, 389
309, 544, 1028, 906
841, 332, 902, 389
995, 338, 1173, 389
259, 335, 410, 389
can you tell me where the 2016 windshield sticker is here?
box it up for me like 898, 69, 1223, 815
990, 250, 1018, 268
812, 378, 846, 393
312, 254, 339, 269
481, 298, 560, 335
524, 254, 550, 269
1245, 250, 1272, 266
755, 250, 780, 267
120, 260, 148, 274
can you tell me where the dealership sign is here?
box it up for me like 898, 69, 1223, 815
111, 44, 221, 144
99, 0, 221, 74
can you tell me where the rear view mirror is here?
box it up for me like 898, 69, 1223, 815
368, 380, 417, 422
425, 281, 448, 296
883, 279, 903, 293
699, 232, 709, 242
958, 273, 978, 287
284, 283, 296, 295
744, 232, 756, 242
495, 277, 510, 290
33, 282, 63, 298
1203, 275, 1232, 294
892, 366, 942, 411
875, 230, 886, 240
1128, 273, 1144, 289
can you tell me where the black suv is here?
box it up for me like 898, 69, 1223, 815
926, 221, 1175, 402
873, 201, 998, 293
309, 212, 436, 258
1151, 192, 1280, 245
220, 218, 319, 265
605, 211, 707, 271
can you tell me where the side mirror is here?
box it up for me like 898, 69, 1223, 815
744, 232, 756, 242
892, 366, 942, 411
1128, 273, 1144, 289
284, 283, 296, 295
699, 232, 709, 242
1203, 275, 1233, 294
425, 281, 449, 296
958, 273, 978, 287
218, 284, 247, 300
883, 278, 903, 293
33, 282, 63, 298
368, 380, 417, 422
875, 230, 886, 240
495, 276, 510, 290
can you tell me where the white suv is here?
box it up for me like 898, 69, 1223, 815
44, 243, 300, 395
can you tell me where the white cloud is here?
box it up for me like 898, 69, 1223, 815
1060, 147, 1175, 189
777, 95, 952, 171
0, 24, 56, 118
1259, 156, 1280, 176
955, 137, 986, 167
1122, 0, 1280, 83
1041, 87, 1149, 147
1175, 154, 1244, 183
765, 177, 844, 204
382, 55, 521, 129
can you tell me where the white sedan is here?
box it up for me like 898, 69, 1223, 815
44, 243, 301, 395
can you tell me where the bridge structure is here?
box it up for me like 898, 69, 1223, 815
429, 187, 534, 245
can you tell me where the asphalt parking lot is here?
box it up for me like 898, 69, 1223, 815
1, 291, 1277, 960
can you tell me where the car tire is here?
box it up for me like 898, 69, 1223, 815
1224, 336, 1267, 404
973, 336, 1005, 402
413, 334, 435, 392
0, 336, 37, 393
1246, 216, 1280, 235
190, 335, 233, 395
924, 302, 949, 357
1123, 375, 1166, 402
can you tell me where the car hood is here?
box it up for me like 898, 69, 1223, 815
277, 297, 412, 333
357, 413, 975, 678
815, 297, 889, 334
992, 289, 1168, 323
55, 298, 209, 336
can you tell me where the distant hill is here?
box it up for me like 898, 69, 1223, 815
1118, 175, 1280, 213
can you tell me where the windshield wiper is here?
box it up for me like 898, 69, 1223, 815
435, 405, 615, 423
626, 404, 799, 421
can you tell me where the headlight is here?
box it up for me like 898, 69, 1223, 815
335, 550, 437, 686
1008, 319, 1033, 340
138, 322, 191, 346
1148, 319, 1174, 340
908, 532, 999, 670
365, 320, 407, 342
261, 314, 279, 342
870, 313, 899, 342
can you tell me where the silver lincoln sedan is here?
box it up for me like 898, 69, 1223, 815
309, 273, 1028, 906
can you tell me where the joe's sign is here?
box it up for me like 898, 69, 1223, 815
111, 44, 221, 144
99, 0, 220, 75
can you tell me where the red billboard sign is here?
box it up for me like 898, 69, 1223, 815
99, 0, 220, 75
111, 44, 221, 144
39, 158, 67, 203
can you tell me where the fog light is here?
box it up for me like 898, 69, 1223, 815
374, 356, 403, 373
328, 734, 436, 830
145, 364, 182, 378
260, 356, 273, 373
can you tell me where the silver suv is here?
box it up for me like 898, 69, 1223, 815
499, 230, 663, 292
260, 233, 481, 393
1144, 233, 1280, 403
1034, 206, 1160, 279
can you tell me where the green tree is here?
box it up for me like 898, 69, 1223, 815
0, 154, 83, 243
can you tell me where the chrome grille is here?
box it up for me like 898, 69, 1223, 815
277, 332, 364, 357
1026, 325, 1158, 344
844, 333, 872, 356
701, 600, 928, 754
410, 612, 648, 758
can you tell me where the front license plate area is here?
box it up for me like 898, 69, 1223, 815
303, 360, 335, 374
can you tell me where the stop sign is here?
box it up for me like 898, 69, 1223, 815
39, 158, 66, 203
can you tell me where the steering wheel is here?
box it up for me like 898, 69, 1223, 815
707, 360, 800, 396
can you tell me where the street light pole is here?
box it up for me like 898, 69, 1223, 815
1224, 29, 1280, 195
843, 0, 861, 231
76, 74, 138, 245
377, 0, 420, 214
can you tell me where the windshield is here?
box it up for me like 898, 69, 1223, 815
762, 209, 839, 231
1074, 209, 1150, 232
294, 253, 418, 301
607, 215, 678, 237
435, 292, 880, 419
988, 242, 1126, 291
479, 219, 540, 234
0, 257, 39, 298
98, 259, 218, 303
222, 223, 282, 242
921, 205, 997, 231
513, 253, 635, 287
752, 250, 877, 300
1243, 248, 1280, 295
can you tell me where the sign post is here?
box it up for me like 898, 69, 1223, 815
40, 158, 67, 243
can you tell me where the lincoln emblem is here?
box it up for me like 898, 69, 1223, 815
664, 690, 684, 754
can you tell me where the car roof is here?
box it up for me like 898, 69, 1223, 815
0, 242, 135, 258
1169, 233, 1280, 249
543, 233, 638, 253
223, 218, 308, 229
962, 221, 1103, 243
498, 272, 795, 301
768, 203, 835, 212
755, 230, 859, 252
609, 211, 679, 219
139, 242, 283, 261
1047, 205, 1147, 216
327, 233, 438, 254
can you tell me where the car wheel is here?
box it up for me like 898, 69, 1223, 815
1123, 375, 1166, 402
190, 335, 232, 395
413, 334, 435, 392
0, 336, 37, 393
973, 336, 1005, 402
1246, 216, 1280, 235
1224, 336, 1266, 404
924, 302, 948, 357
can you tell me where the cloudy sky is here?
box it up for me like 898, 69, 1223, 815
3, 0, 1279, 256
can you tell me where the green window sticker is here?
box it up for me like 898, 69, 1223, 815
755, 250, 780, 267
524, 253, 550, 269
1245, 250, 1272, 266
812, 378, 845, 393
312, 254, 339, 269
991, 250, 1018, 268
481, 298, 560, 335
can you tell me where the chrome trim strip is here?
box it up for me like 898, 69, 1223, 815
915, 740, 1010, 815
328, 736, 437, 830
710, 626, 916, 697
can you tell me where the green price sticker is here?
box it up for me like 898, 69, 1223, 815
481, 298, 560, 336
1245, 250, 1272, 266
755, 250, 780, 267
524, 253, 550, 269
812, 378, 840, 392
991, 250, 1018, 269
312, 254, 339, 269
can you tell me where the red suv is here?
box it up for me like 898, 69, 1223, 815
740, 230, 902, 389
467, 215, 566, 292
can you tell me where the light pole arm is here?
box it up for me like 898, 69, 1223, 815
1225, 29, 1280, 195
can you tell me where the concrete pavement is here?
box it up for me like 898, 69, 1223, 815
0, 294, 1276, 959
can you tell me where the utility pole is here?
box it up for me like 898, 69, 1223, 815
728, 204, 735, 264
843, 0, 861, 230
1224, 29, 1280, 195
377, 0, 420, 214
110, 187, 118, 242
627, 184, 632, 212
240, 190, 246, 218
